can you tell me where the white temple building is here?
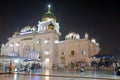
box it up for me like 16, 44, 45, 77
0, 5, 100, 68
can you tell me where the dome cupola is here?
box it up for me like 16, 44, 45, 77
65, 32, 80, 40
41, 5, 56, 22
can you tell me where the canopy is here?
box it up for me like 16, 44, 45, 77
7, 51, 18, 56
93, 54, 113, 58
23, 59, 42, 62
24, 49, 40, 59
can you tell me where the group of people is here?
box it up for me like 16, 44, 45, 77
24, 63, 42, 73
3, 62, 16, 73
52, 61, 86, 72
68, 61, 86, 72
0, 62, 42, 73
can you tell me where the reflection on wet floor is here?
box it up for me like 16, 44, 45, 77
0, 69, 120, 80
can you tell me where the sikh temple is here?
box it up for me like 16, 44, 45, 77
0, 5, 100, 68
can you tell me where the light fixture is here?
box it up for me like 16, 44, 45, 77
45, 50, 49, 55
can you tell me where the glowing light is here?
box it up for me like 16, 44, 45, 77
10, 44, 13, 47
45, 69, 50, 75
45, 69, 50, 80
45, 58, 50, 62
44, 40, 49, 44
5, 43, 8, 46
44, 38, 50, 44
14, 74, 17, 80
15, 42, 19, 46
45, 76, 49, 80
91, 38, 96, 43
2, 44, 5, 47
45, 58, 50, 68
54, 40, 59, 43
48, 4, 51, 11
48, 4, 51, 8
85, 32, 88, 38
14, 59, 19, 63
45, 51, 49, 55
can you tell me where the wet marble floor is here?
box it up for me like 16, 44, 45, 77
0, 69, 120, 80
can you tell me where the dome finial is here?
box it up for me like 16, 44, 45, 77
48, 4, 51, 11
41, 4, 56, 22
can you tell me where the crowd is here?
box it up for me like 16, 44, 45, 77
52, 59, 120, 72
0, 62, 42, 73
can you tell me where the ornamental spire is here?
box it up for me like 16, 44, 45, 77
48, 4, 51, 12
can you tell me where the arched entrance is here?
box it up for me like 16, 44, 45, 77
24, 49, 43, 69
45, 58, 50, 68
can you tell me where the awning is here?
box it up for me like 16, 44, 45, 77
24, 49, 40, 59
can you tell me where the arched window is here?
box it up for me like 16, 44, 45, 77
70, 50, 75, 57
62, 52, 64, 55
81, 50, 86, 55
23, 45, 31, 55
37, 39, 41, 44
44, 38, 50, 44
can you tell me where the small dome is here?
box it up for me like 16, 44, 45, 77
41, 5, 56, 22
24, 25, 31, 29
21, 25, 32, 33
65, 32, 80, 39
85, 32, 89, 39
69, 32, 77, 34
48, 23, 54, 30
14, 32, 19, 35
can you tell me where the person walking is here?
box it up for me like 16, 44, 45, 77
27, 63, 30, 73
9, 63, 12, 73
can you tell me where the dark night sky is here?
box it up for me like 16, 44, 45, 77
0, 0, 120, 54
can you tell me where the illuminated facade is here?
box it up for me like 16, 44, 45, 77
0, 5, 100, 68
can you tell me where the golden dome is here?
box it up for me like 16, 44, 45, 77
41, 5, 56, 22
14, 32, 19, 35
48, 23, 54, 30
69, 32, 77, 34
